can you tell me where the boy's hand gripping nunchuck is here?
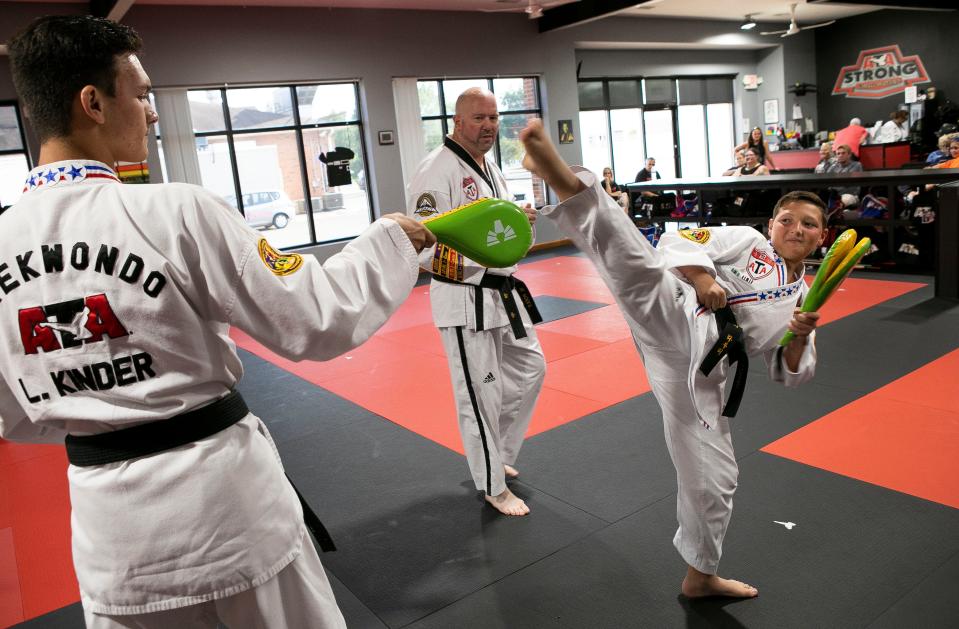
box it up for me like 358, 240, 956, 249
779, 228, 871, 346
422, 198, 533, 268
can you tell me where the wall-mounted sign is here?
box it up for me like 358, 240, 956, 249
832, 45, 930, 100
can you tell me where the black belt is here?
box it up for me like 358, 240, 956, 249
698, 306, 749, 418
64, 390, 336, 552
433, 273, 542, 339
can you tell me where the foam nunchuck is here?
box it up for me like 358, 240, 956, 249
422, 198, 533, 268
779, 229, 871, 346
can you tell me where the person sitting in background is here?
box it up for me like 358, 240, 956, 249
928, 138, 959, 170
874, 110, 910, 144
635, 157, 661, 189
926, 130, 958, 165
722, 150, 746, 176
823, 143, 863, 209
733, 127, 776, 170
833, 117, 870, 157
602, 167, 629, 211
732, 148, 770, 176
814, 142, 833, 173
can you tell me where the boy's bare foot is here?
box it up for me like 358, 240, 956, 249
485, 488, 530, 516
519, 119, 586, 201
504, 464, 519, 479
681, 566, 758, 599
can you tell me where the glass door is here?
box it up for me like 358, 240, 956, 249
642, 108, 677, 180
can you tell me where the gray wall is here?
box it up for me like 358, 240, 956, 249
814, 8, 959, 132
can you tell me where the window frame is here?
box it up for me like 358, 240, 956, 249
0, 100, 33, 209
161, 82, 372, 249
576, 75, 736, 179
417, 76, 544, 198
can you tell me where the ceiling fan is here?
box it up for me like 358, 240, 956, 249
760, 2, 835, 37
480, 0, 570, 19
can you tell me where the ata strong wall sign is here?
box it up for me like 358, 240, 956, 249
832, 44, 930, 99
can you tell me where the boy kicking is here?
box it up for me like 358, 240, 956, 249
520, 119, 824, 598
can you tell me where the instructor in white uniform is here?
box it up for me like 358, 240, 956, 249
2, 16, 434, 628
407, 88, 544, 516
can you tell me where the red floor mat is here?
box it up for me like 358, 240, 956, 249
0, 527, 24, 627
763, 349, 959, 509
1, 450, 77, 619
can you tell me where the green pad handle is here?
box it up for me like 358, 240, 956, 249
423, 198, 532, 268
779, 235, 871, 347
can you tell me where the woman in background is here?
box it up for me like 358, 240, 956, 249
733, 127, 776, 171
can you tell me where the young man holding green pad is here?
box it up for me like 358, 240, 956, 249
520, 119, 825, 598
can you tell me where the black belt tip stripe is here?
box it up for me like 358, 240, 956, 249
698, 306, 749, 418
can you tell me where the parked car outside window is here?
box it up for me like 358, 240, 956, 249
224, 190, 294, 229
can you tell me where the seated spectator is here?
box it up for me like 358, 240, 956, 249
731, 148, 770, 176
601, 167, 629, 211
833, 117, 870, 157
733, 126, 776, 170
634, 157, 663, 199
823, 143, 863, 208
926, 131, 959, 165
814, 142, 833, 173
928, 138, 959, 170
722, 150, 746, 176
874, 110, 910, 144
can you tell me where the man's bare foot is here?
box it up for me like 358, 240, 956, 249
485, 488, 530, 516
504, 464, 519, 479
681, 566, 758, 599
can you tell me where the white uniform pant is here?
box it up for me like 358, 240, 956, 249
542, 185, 737, 574
439, 311, 545, 497
83, 539, 345, 629
642, 347, 738, 575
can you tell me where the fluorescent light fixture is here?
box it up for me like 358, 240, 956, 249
740, 15, 757, 30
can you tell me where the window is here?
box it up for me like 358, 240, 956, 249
417, 77, 546, 207
577, 76, 735, 180
179, 83, 371, 250
0, 103, 31, 209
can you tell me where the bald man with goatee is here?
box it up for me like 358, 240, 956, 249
406, 88, 544, 516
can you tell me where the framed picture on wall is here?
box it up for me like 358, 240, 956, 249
763, 99, 779, 125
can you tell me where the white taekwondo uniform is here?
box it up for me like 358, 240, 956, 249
0, 161, 419, 625
407, 137, 545, 498
541, 168, 816, 573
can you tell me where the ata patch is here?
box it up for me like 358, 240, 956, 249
746, 247, 775, 279
414, 192, 438, 217
258, 238, 303, 276
462, 177, 478, 201
679, 228, 711, 245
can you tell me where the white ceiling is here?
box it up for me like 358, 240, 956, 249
0, 0, 892, 24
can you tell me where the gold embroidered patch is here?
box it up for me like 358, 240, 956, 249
414, 192, 438, 217
258, 238, 303, 276
679, 228, 711, 245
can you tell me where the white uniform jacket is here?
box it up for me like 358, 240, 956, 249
407, 137, 530, 330
0, 161, 419, 614
658, 226, 817, 427
543, 169, 816, 429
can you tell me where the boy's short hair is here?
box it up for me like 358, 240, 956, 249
772, 191, 827, 228
8, 15, 142, 142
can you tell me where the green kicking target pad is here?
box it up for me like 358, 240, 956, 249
422, 198, 533, 268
